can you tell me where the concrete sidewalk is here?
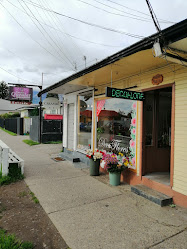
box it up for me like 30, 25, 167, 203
1, 129, 187, 249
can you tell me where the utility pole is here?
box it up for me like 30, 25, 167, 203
145, 0, 161, 33
74, 62, 77, 71
83, 56, 87, 68
39, 73, 43, 143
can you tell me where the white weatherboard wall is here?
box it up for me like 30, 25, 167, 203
67, 104, 74, 150
63, 95, 77, 150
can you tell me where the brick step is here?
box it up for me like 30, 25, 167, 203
131, 185, 173, 207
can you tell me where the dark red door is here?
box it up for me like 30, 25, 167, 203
143, 87, 172, 175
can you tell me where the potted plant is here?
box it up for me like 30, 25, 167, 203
86, 149, 103, 176
102, 153, 127, 186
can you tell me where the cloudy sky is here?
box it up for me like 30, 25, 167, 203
0, 0, 186, 90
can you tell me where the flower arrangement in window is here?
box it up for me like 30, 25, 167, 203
86, 149, 103, 161
129, 101, 137, 169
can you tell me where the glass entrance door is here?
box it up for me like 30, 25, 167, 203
143, 87, 172, 176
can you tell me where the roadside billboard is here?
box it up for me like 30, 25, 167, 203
9, 86, 33, 102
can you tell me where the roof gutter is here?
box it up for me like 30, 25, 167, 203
38, 19, 187, 97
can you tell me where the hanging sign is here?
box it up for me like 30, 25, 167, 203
105, 87, 144, 101
152, 74, 163, 85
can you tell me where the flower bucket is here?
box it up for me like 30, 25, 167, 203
109, 172, 121, 186
89, 159, 100, 176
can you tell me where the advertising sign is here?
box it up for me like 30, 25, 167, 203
43, 97, 60, 110
9, 86, 33, 102
105, 87, 145, 101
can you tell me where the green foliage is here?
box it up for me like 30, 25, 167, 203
169, 204, 176, 208
18, 191, 28, 198
43, 141, 62, 144
22, 140, 39, 146
0, 81, 9, 99
46, 93, 59, 99
0, 204, 6, 213
30, 192, 39, 204
0, 229, 34, 249
29, 108, 39, 116
0, 164, 24, 186
0, 174, 12, 186
0, 127, 17, 136
0, 112, 20, 119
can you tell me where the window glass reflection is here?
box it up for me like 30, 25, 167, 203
77, 96, 92, 151
97, 98, 137, 169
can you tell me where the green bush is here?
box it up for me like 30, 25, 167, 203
0, 164, 24, 186
0, 229, 33, 249
0, 112, 20, 119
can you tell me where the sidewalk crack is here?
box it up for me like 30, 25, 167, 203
145, 228, 187, 249
47, 193, 122, 215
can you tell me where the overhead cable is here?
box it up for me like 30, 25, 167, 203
17, 0, 75, 70
18, 0, 144, 39
0, 2, 75, 67
105, 0, 175, 24
6, 0, 124, 48
37, 0, 84, 59
0, 66, 37, 84
77, 0, 153, 23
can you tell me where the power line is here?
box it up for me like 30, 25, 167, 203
0, 65, 38, 84
6, 0, 125, 48
38, 0, 84, 60
105, 0, 175, 24
0, 2, 75, 67
77, 0, 153, 23
145, 0, 161, 32
17, 0, 75, 70
18, 0, 144, 39
36, 0, 81, 64
87, 0, 174, 24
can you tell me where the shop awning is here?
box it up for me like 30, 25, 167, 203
38, 19, 187, 97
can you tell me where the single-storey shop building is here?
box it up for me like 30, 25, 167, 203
39, 19, 187, 208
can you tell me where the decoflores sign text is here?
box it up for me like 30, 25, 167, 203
43, 97, 60, 110
98, 137, 129, 153
105, 87, 144, 101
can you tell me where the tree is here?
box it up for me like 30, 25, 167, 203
30, 107, 39, 116
46, 93, 59, 99
0, 81, 9, 99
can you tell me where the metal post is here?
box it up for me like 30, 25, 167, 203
39, 73, 43, 143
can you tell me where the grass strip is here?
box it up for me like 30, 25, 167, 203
0, 127, 17, 136
43, 141, 62, 144
22, 139, 39, 146
30, 192, 39, 204
0, 229, 33, 249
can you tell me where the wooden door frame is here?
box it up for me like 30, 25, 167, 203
140, 83, 175, 187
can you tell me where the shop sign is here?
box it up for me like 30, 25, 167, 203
10, 101, 31, 105
105, 87, 144, 101
98, 138, 129, 153
43, 97, 60, 110
152, 74, 163, 85
9, 86, 33, 102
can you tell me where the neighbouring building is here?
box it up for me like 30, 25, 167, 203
38, 19, 187, 207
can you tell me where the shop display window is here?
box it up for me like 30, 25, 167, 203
77, 95, 92, 152
97, 98, 137, 169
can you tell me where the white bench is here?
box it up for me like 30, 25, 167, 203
0, 140, 24, 176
